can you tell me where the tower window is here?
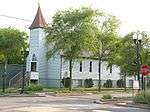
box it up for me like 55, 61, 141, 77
89, 61, 92, 72
32, 54, 37, 61
79, 61, 82, 72
31, 62, 37, 72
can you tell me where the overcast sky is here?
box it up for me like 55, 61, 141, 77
0, 0, 150, 36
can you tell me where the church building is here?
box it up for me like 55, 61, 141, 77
26, 5, 131, 88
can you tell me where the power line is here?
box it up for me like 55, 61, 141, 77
0, 14, 32, 22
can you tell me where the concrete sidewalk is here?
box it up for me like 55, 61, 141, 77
13, 107, 78, 112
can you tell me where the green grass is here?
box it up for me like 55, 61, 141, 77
0, 87, 132, 95
133, 90, 150, 105
42, 87, 132, 95
102, 94, 112, 99
0, 88, 18, 94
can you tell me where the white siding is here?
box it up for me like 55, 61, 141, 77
38, 28, 48, 84
26, 28, 48, 85
26, 29, 40, 72
47, 55, 61, 87
61, 58, 120, 81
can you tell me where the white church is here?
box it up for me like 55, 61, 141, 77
26, 5, 132, 88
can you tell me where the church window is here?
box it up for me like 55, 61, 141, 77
110, 65, 112, 73
31, 62, 37, 72
79, 61, 82, 72
89, 61, 92, 72
32, 54, 37, 61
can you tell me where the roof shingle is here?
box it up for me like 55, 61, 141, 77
29, 5, 47, 29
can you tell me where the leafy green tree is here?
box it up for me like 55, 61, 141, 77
114, 32, 150, 75
0, 27, 27, 92
0, 27, 27, 64
91, 14, 120, 91
45, 7, 100, 91
110, 32, 150, 90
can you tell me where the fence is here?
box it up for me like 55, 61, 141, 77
0, 64, 25, 88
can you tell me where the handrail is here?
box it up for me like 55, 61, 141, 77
9, 72, 30, 87
16, 72, 30, 87
9, 71, 22, 87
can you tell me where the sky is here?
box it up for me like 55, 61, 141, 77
0, 0, 150, 36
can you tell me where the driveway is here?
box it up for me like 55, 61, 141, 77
0, 95, 149, 112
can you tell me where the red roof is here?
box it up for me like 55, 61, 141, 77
29, 5, 47, 29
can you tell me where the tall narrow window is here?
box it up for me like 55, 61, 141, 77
110, 65, 112, 73
79, 61, 82, 72
31, 62, 37, 72
89, 61, 92, 72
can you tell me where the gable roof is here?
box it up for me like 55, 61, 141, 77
29, 5, 47, 30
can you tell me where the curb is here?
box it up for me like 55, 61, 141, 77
93, 100, 107, 104
0, 94, 46, 97
93, 100, 150, 110
115, 103, 150, 110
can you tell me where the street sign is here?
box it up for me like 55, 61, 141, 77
140, 64, 149, 76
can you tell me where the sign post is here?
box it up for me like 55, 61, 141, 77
140, 64, 149, 97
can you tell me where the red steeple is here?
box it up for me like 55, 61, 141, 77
29, 5, 47, 29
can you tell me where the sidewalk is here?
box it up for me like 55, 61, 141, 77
13, 107, 78, 112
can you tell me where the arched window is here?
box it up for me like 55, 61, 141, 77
32, 54, 37, 61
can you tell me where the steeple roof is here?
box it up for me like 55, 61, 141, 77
29, 5, 47, 29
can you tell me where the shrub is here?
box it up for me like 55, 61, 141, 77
147, 80, 150, 88
145, 92, 150, 104
103, 79, 112, 88
61, 77, 71, 88
84, 78, 94, 88
24, 84, 43, 91
117, 79, 124, 88
102, 94, 112, 99
133, 92, 146, 104
133, 91, 150, 105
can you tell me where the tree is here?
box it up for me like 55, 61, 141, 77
45, 7, 100, 91
109, 33, 136, 91
115, 32, 150, 74
0, 27, 27, 92
91, 14, 120, 91
0, 28, 27, 64
111, 32, 150, 90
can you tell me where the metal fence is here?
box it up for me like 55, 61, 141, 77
0, 64, 24, 88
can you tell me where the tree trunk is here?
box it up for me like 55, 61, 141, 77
3, 60, 7, 93
59, 55, 63, 88
124, 73, 127, 91
69, 59, 72, 91
98, 58, 101, 92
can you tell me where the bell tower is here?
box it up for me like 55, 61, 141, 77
26, 4, 48, 84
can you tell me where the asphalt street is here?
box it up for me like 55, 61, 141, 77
0, 95, 149, 112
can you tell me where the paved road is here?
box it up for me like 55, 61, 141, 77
0, 95, 149, 112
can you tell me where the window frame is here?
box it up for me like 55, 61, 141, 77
89, 61, 92, 72
31, 62, 37, 72
79, 61, 82, 72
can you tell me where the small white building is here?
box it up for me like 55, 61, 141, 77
26, 5, 131, 88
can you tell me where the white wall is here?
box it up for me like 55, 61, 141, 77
26, 28, 48, 85
26, 29, 40, 72
61, 58, 121, 81
47, 54, 61, 87
38, 28, 48, 84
